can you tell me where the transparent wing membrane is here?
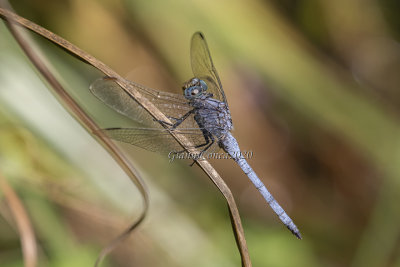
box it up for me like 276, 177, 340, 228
191, 32, 228, 105
101, 127, 218, 154
90, 78, 192, 128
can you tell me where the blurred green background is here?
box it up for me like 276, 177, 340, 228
1, 0, 400, 266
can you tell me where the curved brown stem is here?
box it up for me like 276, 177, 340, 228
0, 6, 251, 267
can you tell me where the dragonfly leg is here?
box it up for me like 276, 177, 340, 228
166, 115, 182, 122
155, 119, 174, 127
186, 131, 214, 166
153, 115, 180, 126
173, 130, 212, 156
187, 135, 215, 166
155, 109, 196, 129
196, 132, 214, 151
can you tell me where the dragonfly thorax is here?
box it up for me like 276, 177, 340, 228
183, 78, 208, 99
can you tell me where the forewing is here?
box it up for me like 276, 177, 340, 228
191, 32, 228, 104
90, 77, 192, 127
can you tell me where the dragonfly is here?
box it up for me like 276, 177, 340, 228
90, 32, 301, 239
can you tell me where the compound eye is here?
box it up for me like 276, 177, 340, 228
199, 80, 208, 90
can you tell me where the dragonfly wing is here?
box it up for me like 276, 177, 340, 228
90, 78, 193, 127
101, 127, 217, 155
191, 32, 228, 105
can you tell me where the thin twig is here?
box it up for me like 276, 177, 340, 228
0, 172, 38, 267
0, 6, 251, 266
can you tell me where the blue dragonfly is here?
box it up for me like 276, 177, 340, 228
90, 32, 301, 239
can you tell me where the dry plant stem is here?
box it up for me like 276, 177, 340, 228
0, 7, 251, 267
0, 172, 38, 267
0, 4, 149, 267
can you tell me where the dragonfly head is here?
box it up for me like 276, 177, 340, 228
183, 78, 208, 99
